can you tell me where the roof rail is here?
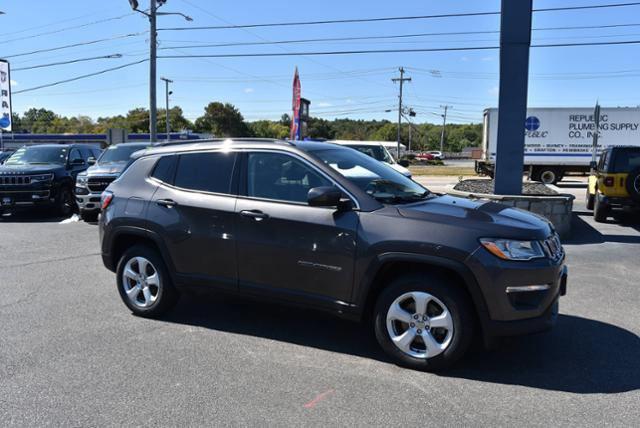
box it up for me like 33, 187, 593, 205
151, 137, 293, 148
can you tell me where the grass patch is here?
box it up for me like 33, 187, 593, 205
409, 166, 477, 176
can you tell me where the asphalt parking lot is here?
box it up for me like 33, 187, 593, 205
1, 193, 639, 426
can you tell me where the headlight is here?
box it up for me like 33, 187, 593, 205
480, 238, 545, 261
31, 173, 54, 183
76, 175, 88, 186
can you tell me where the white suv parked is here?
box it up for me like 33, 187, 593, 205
329, 140, 412, 178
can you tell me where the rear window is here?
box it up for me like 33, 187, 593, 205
612, 149, 640, 173
174, 152, 237, 194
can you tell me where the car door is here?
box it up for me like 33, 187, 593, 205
146, 151, 239, 291
235, 150, 359, 306
67, 148, 87, 179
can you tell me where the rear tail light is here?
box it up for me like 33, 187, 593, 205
101, 191, 114, 210
604, 177, 614, 187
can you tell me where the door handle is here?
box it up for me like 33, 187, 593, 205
156, 198, 177, 208
239, 210, 269, 221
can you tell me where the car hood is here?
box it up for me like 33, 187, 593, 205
397, 195, 553, 240
85, 162, 127, 176
0, 164, 65, 175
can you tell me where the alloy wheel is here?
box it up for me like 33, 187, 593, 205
122, 256, 161, 308
386, 291, 454, 359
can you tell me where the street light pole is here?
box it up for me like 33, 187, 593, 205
392, 67, 411, 159
128, 1, 192, 143
160, 77, 173, 142
439, 105, 451, 153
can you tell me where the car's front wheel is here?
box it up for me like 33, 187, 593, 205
116, 245, 179, 317
373, 273, 473, 371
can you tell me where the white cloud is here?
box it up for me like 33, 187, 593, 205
317, 102, 332, 107
488, 85, 500, 97
243, 87, 254, 93
345, 99, 353, 104
10, 80, 18, 86
481, 56, 494, 62
461, 56, 471, 62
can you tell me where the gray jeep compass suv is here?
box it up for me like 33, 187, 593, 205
99, 139, 567, 370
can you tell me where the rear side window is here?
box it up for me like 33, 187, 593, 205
174, 152, 237, 194
151, 155, 177, 184
612, 149, 640, 172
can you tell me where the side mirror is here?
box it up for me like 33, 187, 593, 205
398, 159, 410, 167
70, 158, 85, 166
87, 157, 96, 166
589, 161, 597, 170
308, 186, 343, 208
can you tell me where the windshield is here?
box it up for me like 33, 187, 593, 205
345, 144, 394, 164
98, 144, 147, 164
5, 146, 68, 165
310, 147, 430, 204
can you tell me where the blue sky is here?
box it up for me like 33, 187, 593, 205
2, 0, 640, 124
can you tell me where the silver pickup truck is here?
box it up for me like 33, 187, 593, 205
75, 143, 149, 221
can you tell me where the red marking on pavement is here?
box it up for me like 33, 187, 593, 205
303, 389, 335, 409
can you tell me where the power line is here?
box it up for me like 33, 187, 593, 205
13, 59, 148, 95
159, 2, 640, 31
4, 32, 147, 59
3, 12, 137, 44
12, 54, 124, 71
157, 39, 640, 60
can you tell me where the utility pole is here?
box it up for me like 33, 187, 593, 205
149, 1, 158, 142
128, 1, 192, 143
392, 67, 411, 159
160, 77, 173, 142
439, 105, 451, 153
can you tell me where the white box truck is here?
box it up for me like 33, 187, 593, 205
476, 107, 640, 184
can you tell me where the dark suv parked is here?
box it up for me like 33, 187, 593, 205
100, 139, 567, 370
0, 144, 100, 216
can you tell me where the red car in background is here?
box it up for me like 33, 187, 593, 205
415, 152, 435, 161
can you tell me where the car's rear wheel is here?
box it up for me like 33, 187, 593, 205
116, 245, 179, 317
593, 195, 610, 223
80, 210, 98, 222
373, 273, 473, 371
585, 189, 595, 210
533, 167, 560, 185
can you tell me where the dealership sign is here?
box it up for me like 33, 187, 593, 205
0, 59, 12, 131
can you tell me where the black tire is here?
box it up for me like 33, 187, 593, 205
585, 189, 595, 210
593, 196, 609, 223
116, 245, 179, 317
80, 210, 99, 222
625, 167, 640, 203
373, 273, 474, 371
56, 186, 75, 217
533, 167, 560, 185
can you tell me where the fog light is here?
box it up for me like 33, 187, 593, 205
506, 284, 550, 293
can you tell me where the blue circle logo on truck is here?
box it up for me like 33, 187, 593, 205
525, 116, 540, 131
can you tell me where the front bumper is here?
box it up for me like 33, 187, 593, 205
75, 186, 102, 213
0, 188, 57, 211
467, 244, 567, 337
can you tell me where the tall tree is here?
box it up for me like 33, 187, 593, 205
195, 102, 249, 137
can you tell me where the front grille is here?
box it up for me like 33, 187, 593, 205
543, 234, 564, 262
0, 175, 31, 185
87, 176, 116, 192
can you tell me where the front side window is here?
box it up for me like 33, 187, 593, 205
69, 149, 83, 163
247, 152, 332, 204
309, 147, 430, 204
5, 146, 68, 165
346, 145, 393, 164
174, 151, 237, 194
